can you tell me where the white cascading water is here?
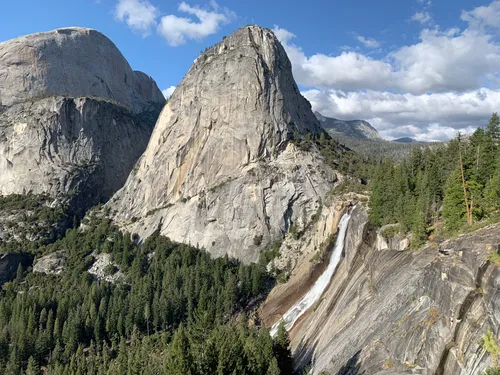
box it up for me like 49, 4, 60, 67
270, 211, 352, 336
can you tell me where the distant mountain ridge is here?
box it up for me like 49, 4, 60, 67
314, 111, 382, 140
392, 137, 420, 143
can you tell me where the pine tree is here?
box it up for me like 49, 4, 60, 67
486, 113, 500, 142
267, 357, 281, 375
484, 156, 500, 214
274, 321, 294, 375
26, 356, 39, 375
165, 323, 192, 375
443, 168, 467, 231
16, 263, 23, 283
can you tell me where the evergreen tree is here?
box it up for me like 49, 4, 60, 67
267, 357, 280, 375
165, 323, 193, 375
443, 169, 467, 231
26, 355, 39, 375
486, 113, 500, 142
274, 321, 294, 375
484, 157, 500, 214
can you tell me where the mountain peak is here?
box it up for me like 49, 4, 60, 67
109, 24, 334, 262
0, 27, 165, 113
315, 112, 382, 140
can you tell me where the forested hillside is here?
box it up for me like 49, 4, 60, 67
0, 213, 294, 375
369, 113, 500, 246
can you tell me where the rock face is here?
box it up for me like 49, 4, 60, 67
0, 27, 164, 113
88, 252, 124, 283
0, 28, 165, 213
281, 205, 500, 375
376, 224, 410, 251
0, 96, 153, 209
33, 250, 66, 275
109, 25, 335, 263
315, 111, 382, 141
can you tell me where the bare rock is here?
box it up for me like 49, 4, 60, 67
376, 224, 410, 251
88, 252, 123, 283
285, 206, 500, 375
0, 28, 165, 215
33, 250, 66, 275
109, 25, 335, 263
0, 96, 153, 212
0, 27, 164, 113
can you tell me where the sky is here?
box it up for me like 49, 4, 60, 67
1, 0, 500, 141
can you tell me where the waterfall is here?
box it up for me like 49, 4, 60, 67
270, 211, 352, 336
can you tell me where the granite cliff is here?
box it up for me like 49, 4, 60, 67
0, 28, 165, 218
263, 204, 500, 375
109, 25, 336, 263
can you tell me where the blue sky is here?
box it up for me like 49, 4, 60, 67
1, 0, 500, 141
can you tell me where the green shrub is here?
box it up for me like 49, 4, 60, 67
253, 235, 263, 246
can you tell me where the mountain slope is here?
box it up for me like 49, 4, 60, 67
109, 25, 337, 263
393, 137, 419, 143
260, 203, 500, 375
0, 28, 165, 235
315, 111, 382, 140
0, 27, 164, 113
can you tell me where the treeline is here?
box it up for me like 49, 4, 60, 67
0, 216, 293, 374
369, 113, 500, 245
292, 131, 376, 183
330, 132, 428, 160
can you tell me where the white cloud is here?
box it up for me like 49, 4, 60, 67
114, 0, 235, 45
356, 36, 381, 48
115, 0, 159, 36
273, 2, 500, 95
390, 28, 500, 93
162, 86, 176, 99
157, 1, 236, 46
272, 26, 296, 44
461, 1, 500, 29
303, 88, 499, 141
411, 11, 433, 25
272, 26, 393, 91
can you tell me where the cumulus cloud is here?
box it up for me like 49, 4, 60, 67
114, 0, 235, 45
162, 86, 176, 99
157, 1, 236, 46
272, 26, 296, 44
461, 0, 500, 30
356, 36, 381, 48
302, 88, 499, 141
411, 11, 433, 25
272, 26, 393, 91
115, 0, 159, 36
274, 19, 500, 95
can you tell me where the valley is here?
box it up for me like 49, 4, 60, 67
0, 20, 499, 375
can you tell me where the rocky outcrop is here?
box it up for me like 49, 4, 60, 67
0, 28, 165, 214
376, 224, 410, 251
0, 27, 164, 113
0, 252, 33, 285
88, 252, 124, 283
276, 205, 500, 375
33, 250, 66, 275
109, 25, 336, 263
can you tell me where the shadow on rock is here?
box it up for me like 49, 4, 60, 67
293, 337, 318, 373
337, 350, 363, 375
